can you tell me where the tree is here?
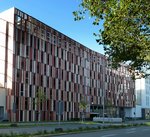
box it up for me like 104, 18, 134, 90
79, 97, 88, 122
105, 99, 115, 118
73, 0, 150, 78
34, 87, 47, 122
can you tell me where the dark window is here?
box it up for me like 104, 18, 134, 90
34, 49, 36, 60
33, 98, 35, 110
58, 80, 61, 89
16, 97, 19, 109
25, 72, 28, 84
50, 89, 52, 99
37, 62, 39, 73
30, 60, 32, 72
45, 42, 47, 52
44, 64, 46, 75
20, 110, 23, 121
61, 91, 63, 100
53, 100, 56, 111
47, 77, 49, 87
64, 102, 67, 111
16, 70, 20, 81
53, 79, 55, 89
50, 67, 52, 76
21, 60, 24, 69
22, 31, 25, 44
50, 44, 52, 54
47, 100, 49, 110
61, 49, 63, 59
67, 92, 69, 101
16, 42, 20, 55
64, 81, 66, 91
26, 46, 29, 56
29, 85, 32, 97
41, 75, 43, 86
37, 38, 40, 50
33, 73, 35, 85
21, 83, 23, 91
54, 57, 56, 67
29, 111, 31, 121
20, 91, 23, 96
47, 54, 49, 65
25, 97, 28, 110
56, 90, 58, 100
26, 33, 29, 45
41, 52, 43, 63
40, 102, 42, 110
30, 35, 33, 47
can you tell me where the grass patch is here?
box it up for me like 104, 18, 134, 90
144, 122, 150, 126
0, 122, 78, 129
78, 121, 97, 125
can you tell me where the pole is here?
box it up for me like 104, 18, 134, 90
102, 95, 105, 124
58, 101, 61, 125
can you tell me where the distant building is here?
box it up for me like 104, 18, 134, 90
0, 7, 135, 122
125, 77, 150, 119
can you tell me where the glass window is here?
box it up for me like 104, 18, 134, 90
21, 83, 23, 91
15, 15, 21, 24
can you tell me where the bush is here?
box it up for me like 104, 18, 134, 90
85, 126, 90, 130
0, 134, 9, 137
43, 130, 48, 134
55, 128, 63, 133
97, 126, 102, 129
10, 132, 17, 137
37, 131, 43, 135
66, 128, 73, 132
78, 127, 83, 131
70, 118, 80, 121
50, 131, 55, 134
10, 123, 18, 127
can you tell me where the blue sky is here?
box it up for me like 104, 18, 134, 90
0, 0, 104, 54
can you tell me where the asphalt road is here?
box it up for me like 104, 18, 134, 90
57, 126, 150, 137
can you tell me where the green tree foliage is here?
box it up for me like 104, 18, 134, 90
79, 96, 88, 122
105, 99, 116, 117
35, 87, 47, 121
36, 87, 46, 105
79, 99, 88, 111
73, 0, 150, 78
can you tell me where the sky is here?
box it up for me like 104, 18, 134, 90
0, 0, 104, 54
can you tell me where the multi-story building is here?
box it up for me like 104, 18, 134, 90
0, 7, 135, 122
125, 77, 150, 119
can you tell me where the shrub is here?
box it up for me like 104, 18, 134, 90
10, 123, 18, 127
0, 134, 9, 137
43, 130, 48, 134
37, 131, 43, 135
97, 126, 102, 129
85, 126, 90, 130
66, 128, 73, 132
55, 128, 63, 133
78, 127, 83, 131
50, 131, 55, 134
10, 132, 17, 137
